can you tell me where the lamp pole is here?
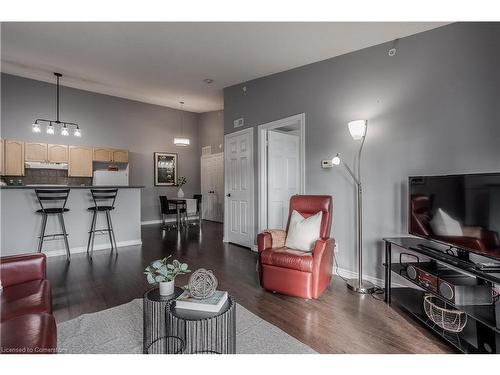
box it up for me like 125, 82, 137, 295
334, 120, 375, 294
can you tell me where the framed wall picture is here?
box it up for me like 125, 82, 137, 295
154, 152, 178, 186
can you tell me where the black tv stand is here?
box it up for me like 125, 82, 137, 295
416, 243, 470, 261
384, 237, 500, 354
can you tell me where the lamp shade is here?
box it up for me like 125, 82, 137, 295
61, 125, 69, 136
348, 120, 367, 140
46, 123, 55, 135
332, 154, 341, 165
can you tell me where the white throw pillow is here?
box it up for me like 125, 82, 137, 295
429, 208, 463, 236
285, 210, 323, 252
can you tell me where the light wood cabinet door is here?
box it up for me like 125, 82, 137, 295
4, 140, 25, 176
48, 144, 68, 163
0, 139, 4, 175
25, 142, 47, 162
112, 149, 129, 163
68, 146, 93, 177
93, 148, 113, 162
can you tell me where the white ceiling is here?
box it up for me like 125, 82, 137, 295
1, 22, 447, 113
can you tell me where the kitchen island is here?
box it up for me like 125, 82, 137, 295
1, 186, 143, 257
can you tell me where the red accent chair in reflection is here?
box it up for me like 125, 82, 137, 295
257, 195, 334, 299
0, 253, 57, 354
410, 194, 500, 253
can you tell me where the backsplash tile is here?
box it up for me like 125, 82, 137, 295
3, 169, 92, 186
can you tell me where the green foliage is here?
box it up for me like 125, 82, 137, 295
143, 255, 190, 284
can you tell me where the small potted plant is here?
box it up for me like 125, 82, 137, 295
177, 176, 187, 198
144, 256, 190, 296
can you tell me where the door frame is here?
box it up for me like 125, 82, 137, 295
223, 127, 255, 248
257, 113, 305, 233
200, 152, 224, 222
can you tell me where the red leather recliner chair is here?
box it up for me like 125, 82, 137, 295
257, 195, 334, 299
0, 253, 57, 354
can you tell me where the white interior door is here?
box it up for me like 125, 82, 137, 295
201, 153, 224, 222
267, 131, 300, 229
225, 129, 254, 247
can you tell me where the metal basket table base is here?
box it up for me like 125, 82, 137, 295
166, 296, 236, 354
143, 287, 184, 354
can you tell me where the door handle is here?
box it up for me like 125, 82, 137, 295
226, 193, 231, 197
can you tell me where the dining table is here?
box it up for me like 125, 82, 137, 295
168, 198, 198, 230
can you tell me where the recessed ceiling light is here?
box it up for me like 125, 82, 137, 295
203, 78, 214, 84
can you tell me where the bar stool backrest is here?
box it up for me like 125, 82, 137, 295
91, 189, 118, 209
35, 189, 70, 213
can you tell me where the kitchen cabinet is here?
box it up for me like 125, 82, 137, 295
48, 144, 68, 163
68, 146, 93, 177
93, 148, 113, 162
4, 139, 25, 176
112, 149, 129, 163
25, 142, 48, 162
0, 139, 4, 175
93, 148, 128, 163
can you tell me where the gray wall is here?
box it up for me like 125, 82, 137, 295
198, 110, 224, 155
223, 23, 500, 280
1, 73, 201, 222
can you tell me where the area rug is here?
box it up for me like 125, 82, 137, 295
57, 299, 316, 354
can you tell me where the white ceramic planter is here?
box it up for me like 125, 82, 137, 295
177, 187, 184, 198
159, 280, 175, 296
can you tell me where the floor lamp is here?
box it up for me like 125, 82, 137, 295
332, 120, 375, 294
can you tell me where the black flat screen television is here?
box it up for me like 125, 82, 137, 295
409, 173, 500, 261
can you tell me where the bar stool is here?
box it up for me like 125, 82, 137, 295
35, 189, 71, 261
86, 189, 118, 258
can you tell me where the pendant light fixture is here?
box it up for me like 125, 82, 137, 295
32, 72, 82, 137
174, 101, 190, 146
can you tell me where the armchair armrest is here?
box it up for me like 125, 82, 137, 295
0, 253, 47, 288
257, 229, 287, 252
257, 232, 273, 253
311, 238, 335, 297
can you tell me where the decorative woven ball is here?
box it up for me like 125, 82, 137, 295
188, 268, 218, 299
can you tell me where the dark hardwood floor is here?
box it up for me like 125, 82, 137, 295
47, 221, 453, 354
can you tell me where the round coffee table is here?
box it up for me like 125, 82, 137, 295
143, 286, 184, 354
166, 295, 236, 354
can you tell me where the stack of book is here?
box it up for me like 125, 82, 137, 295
175, 290, 228, 313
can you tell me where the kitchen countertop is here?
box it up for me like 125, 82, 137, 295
0, 185, 144, 189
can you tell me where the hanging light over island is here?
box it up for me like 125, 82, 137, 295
174, 101, 190, 146
31, 72, 82, 137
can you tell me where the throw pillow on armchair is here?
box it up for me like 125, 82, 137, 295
285, 210, 323, 252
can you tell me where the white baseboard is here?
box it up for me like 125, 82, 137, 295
334, 266, 405, 288
334, 267, 385, 287
141, 216, 200, 226
141, 219, 164, 225
43, 239, 142, 258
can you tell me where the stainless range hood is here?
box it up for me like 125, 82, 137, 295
25, 161, 68, 170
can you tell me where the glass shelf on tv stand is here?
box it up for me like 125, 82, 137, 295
384, 237, 500, 285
